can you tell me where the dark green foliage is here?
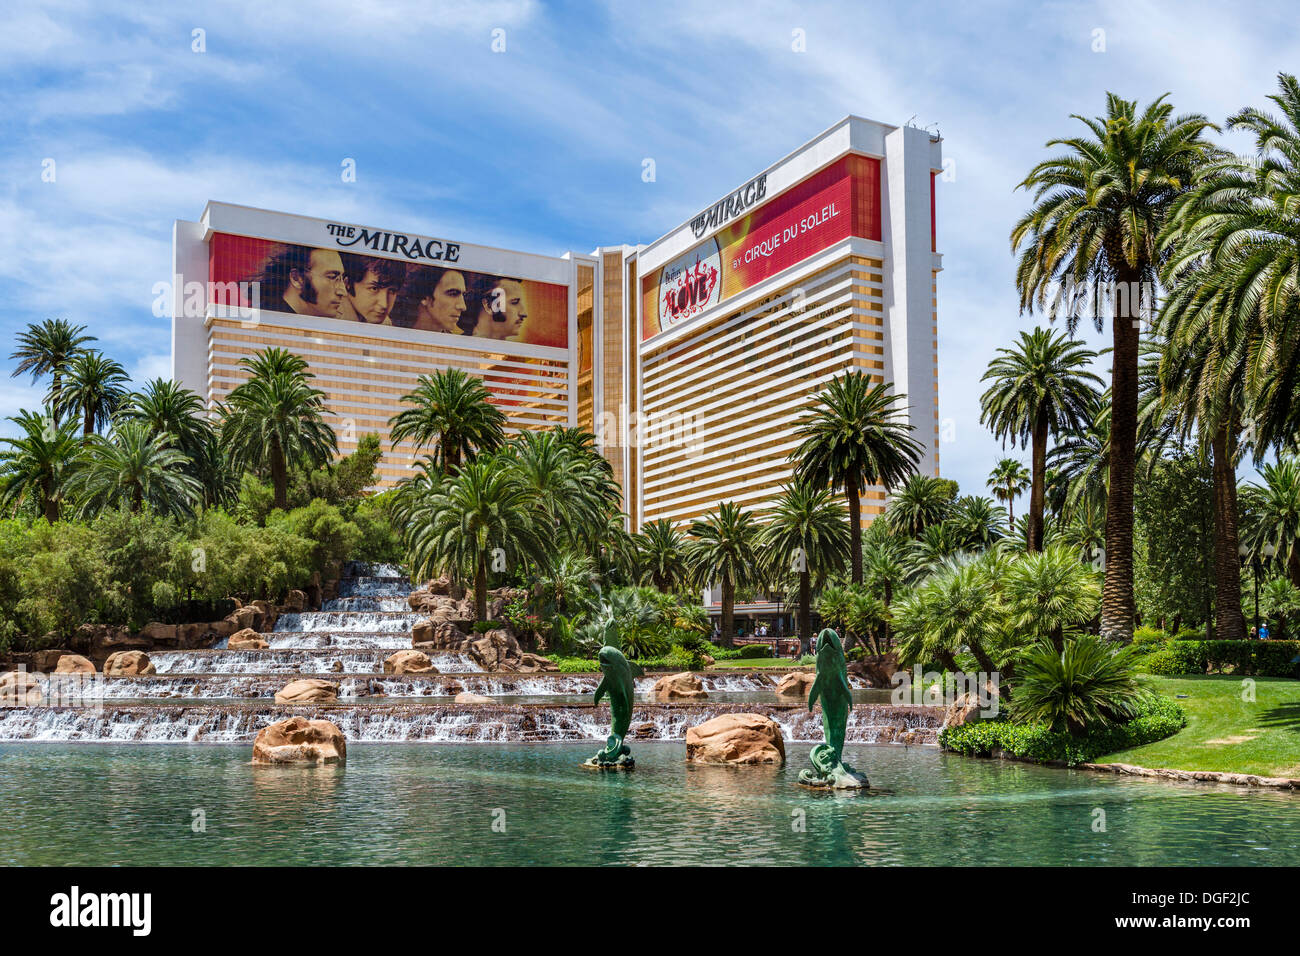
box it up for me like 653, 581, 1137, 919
940, 696, 1187, 766
1151, 639, 1300, 677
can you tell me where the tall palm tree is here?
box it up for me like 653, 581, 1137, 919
405, 457, 549, 621
0, 411, 81, 522
1157, 73, 1300, 638
987, 458, 1031, 530
221, 348, 337, 511
687, 501, 762, 647
57, 351, 128, 438
1241, 459, 1300, 588
65, 420, 201, 517
759, 482, 850, 651
980, 328, 1102, 551
1012, 93, 1217, 641
885, 473, 954, 538
120, 379, 212, 456
9, 319, 96, 425
507, 429, 619, 556
792, 373, 922, 584
389, 368, 506, 474
634, 518, 689, 592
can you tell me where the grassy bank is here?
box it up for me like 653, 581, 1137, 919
1099, 675, 1300, 777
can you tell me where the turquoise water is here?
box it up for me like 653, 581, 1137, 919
2, 741, 1297, 866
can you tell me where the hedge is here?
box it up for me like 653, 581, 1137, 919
1148, 640, 1300, 678
938, 696, 1187, 767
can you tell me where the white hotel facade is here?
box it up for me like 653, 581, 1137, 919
172, 115, 943, 530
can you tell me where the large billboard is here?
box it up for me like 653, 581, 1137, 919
208, 233, 569, 348
640, 155, 881, 341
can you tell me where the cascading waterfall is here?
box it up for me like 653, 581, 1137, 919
0, 560, 942, 744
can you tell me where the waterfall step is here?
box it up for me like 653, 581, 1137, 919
0, 700, 941, 744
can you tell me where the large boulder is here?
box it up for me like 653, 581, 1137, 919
282, 590, 307, 613
274, 679, 339, 705
652, 672, 708, 701
466, 629, 522, 671
0, 670, 43, 707
228, 628, 269, 650
226, 605, 258, 632
53, 654, 96, 675
454, 691, 493, 704
774, 672, 816, 698
940, 686, 998, 730
412, 619, 465, 649
516, 653, 558, 674
685, 714, 785, 765
384, 650, 436, 675
139, 622, 178, 644
252, 716, 346, 765
849, 653, 899, 688
103, 651, 156, 677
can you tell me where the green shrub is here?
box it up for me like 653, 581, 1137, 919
1133, 625, 1167, 645
1174, 626, 1206, 641
1165, 640, 1209, 674
1144, 649, 1181, 675
665, 644, 707, 671
737, 643, 772, 659
940, 696, 1186, 766
553, 656, 598, 673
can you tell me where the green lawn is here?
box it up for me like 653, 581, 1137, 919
710, 658, 807, 669
1099, 675, 1300, 777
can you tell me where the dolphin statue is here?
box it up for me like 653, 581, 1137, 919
588, 645, 642, 768
800, 627, 868, 789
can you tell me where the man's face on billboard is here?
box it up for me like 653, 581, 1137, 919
483, 279, 528, 340
294, 249, 346, 317
350, 267, 398, 324
420, 270, 466, 332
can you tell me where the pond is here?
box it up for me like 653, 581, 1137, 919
2, 740, 1297, 866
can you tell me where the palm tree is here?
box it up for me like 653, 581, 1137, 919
892, 556, 1003, 678
759, 482, 850, 652
537, 551, 599, 618
1012, 93, 1217, 641
987, 458, 1031, 530
980, 328, 1102, 551
1013, 636, 1146, 736
687, 501, 762, 648
1002, 544, 1103, 653
65, 420, 201, 517
221, 348, 337, 511
404, 457, 549, 622
389, 368, 506, 474
634, 518, 689, 592
1241, 459, 1300, 588
1048, 398, 1110, 526
57, 351, 128, 438
0, 411, 81, 522
792, 373, 923, 584
948, 495, 1006, 552
1156, 74, 1300, 639
120, 379, 212, 456
9, 319, 96, 425
885, 473, 953, 538
507, 429, 619, 555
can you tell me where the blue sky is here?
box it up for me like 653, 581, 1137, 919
1, 0, 1296, 495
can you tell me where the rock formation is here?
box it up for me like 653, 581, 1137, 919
685, 713, 785, 765
252, 716, 346, 765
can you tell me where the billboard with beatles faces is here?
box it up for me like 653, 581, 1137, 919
640, 155, 882, 341
208, 233, 569, 348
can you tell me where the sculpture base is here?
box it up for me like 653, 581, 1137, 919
797, 764, 869, 790
582, 757, 634, 772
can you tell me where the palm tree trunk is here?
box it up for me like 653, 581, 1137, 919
1028, 412, 1048, 551
1211, 420, 1246, 641
1006, 486, 1014, 529
1289, 547, 1300, 590
41, 477, 58, 524
270, 434, 288, 511
798, 567, 811, 652
475, 552, 488, 623
1100, 280, 1139, 643
721, 575, 735, 649
83, 405, 94, 439
846, 465, 862, 585
882, 580, 893, 650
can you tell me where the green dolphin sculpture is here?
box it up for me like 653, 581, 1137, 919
798, 628, 868, 789
585, 645, 641, 770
